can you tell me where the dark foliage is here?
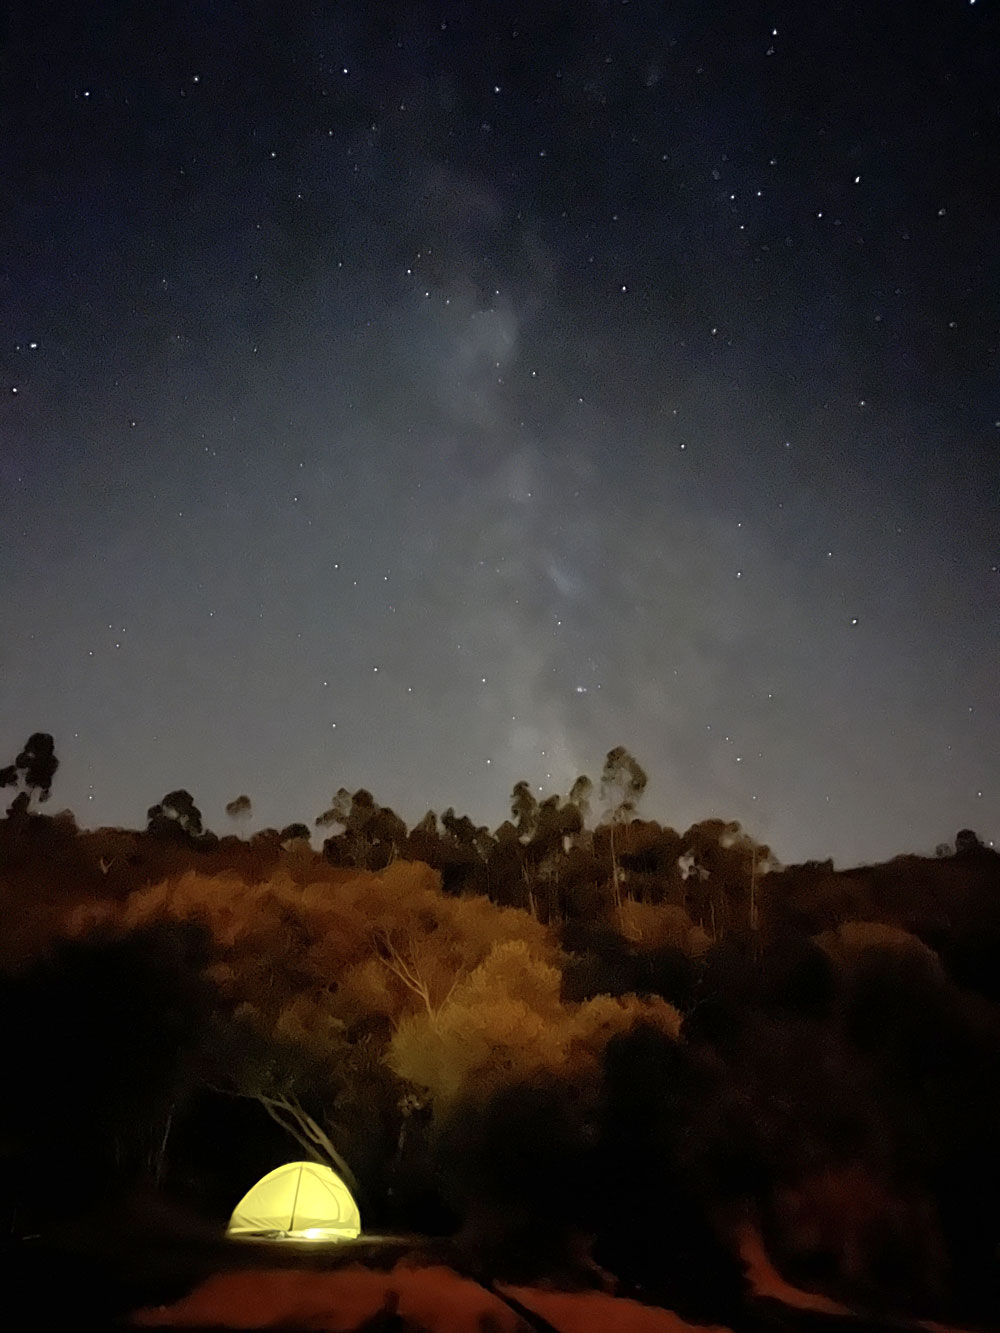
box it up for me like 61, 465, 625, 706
1, 731, 59, 809
0, 920, 216, 1231
435, 1077, 593, 1285
594, 1023, 750, 1323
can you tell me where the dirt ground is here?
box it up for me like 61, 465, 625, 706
2, 1219, 983, 1333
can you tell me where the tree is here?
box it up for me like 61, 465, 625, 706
600, 747, 648, 818
317, 789, 402, 869
1, 732, 59, 809
955, 828, 984, 857
510, 781, 539, 838
523, 795, 585, 921
147, 789, 205, 841
568, 774, 593, 825
315, 787, 353, 830
388, 936, 680, 1109
599, 748, 648, 908
441, 808, 478, 846
203, 1009, 362, 1200
0, 919, 216, 1221
366, 805, 409, 868
225, 794, 252, 820
279, 823, 312, 842
406, 810, 442, 867
678, 819, 770, 938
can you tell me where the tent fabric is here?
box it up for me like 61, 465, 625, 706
226, 1161, 361, 1239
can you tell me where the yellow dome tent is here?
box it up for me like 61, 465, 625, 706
226, 1161, 361, 1240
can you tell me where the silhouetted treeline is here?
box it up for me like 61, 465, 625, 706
1, 733, 999, 1326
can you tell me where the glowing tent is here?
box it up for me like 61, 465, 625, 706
226, 1161, 361, 1240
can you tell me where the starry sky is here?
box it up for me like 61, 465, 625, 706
2, 1, 998, 866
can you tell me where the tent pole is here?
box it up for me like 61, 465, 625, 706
288, 1164, 304, 1234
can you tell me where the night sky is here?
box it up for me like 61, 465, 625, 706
2, 1, 998, 866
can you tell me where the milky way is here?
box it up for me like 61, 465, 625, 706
2, 2, 998, 864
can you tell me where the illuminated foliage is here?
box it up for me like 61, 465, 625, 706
389, 937, 680, 1107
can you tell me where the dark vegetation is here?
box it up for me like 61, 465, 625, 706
1, 733, 999, 1327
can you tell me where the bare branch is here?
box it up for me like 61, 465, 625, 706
212, 1084, 361, 1199
374, 930, 434, 1018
